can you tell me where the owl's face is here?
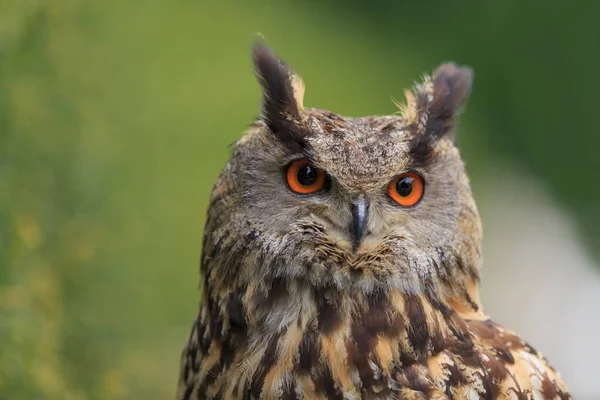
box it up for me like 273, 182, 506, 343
207, 44, 481, 294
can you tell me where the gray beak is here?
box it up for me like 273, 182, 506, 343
350, 198, 368, 251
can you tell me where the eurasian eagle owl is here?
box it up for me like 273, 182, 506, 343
177, 43, 571, 400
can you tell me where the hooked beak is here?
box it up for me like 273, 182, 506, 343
350, 198, 369, 251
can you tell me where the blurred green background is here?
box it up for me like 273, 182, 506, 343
1, 1, 599, 399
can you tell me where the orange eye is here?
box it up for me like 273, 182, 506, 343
388, 172, 425, 207
285, 160, 328, 194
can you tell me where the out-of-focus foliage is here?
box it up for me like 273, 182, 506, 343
0, 1, 597, 398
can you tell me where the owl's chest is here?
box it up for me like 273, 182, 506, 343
181, 297, 457, 400
188, 324, 412, 399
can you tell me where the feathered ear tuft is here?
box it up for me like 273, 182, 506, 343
401, 62, 473, 165
252, 41, 307, 144
401, 62, 473, 142
429, 63, 473, 138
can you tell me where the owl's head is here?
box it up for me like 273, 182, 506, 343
205, 43, 481, 305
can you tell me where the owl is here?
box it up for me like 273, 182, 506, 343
177, 43, 571, 400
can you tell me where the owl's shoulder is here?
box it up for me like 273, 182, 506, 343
428, 318, 571, 400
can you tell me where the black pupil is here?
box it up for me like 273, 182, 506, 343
396, 177, 413, 197
297, 165, 318, 186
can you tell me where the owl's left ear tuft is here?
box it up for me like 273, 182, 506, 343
403, 63, 473, 165
429, 63, 473, 136
402, 62, 473, 142
252, 41, 307, 143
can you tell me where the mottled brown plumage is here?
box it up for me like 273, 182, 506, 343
177, 42, 571, 399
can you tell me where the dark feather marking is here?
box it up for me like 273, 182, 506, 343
208, 297, 223, 341
198, 318, 211, 356
398, 347, 418, 367
476, 346, 509, 400
242, 386, 252, 400
462, 287, 480, 312
408, 129, 437, 168
420, 282, 450, 354
281, 381, 297, 400
476, 370, 500, 400
484, 356, 509, 393
226, 291, 247, 332
456, 320, 506, 400
365, 291, 403, 338
182, 384, 194, 400
399, 365, 435, 394
409, 63, 473, 166
347, 292, 402, 389
213, 389, 224, 400
442, 357, 462, 397
297, 328, 318, 372
424, 285, 451, 320
219, 337, 236, 370
428, 319, 446, 354
197, 362, 222, 395
449, 315, 475, 363
182, 362, 190, 383
506, 385, 530, 400
250, 331, 282, 398
252, 41, 308, 148
404, 295, 429, 356
557, 387, 571, 400
494, 346, 515, 364
523, 342, 539, 355
316, 292, 342, 334
347, 330, 376, 389
314, 365, 344, 400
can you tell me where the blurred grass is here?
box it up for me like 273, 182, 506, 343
1, 1, 599, 398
